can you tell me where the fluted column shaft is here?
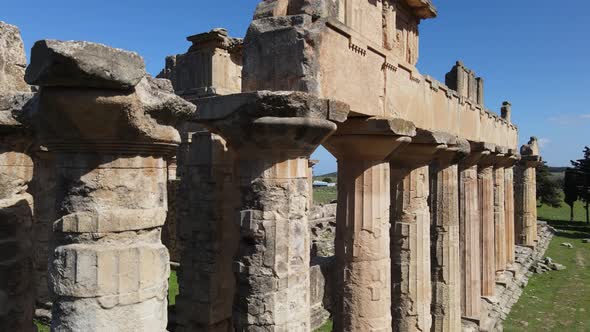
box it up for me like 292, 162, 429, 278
430, 141, 469, 332
430, 163, 461, 332
504, 166, 516, 264
493, 166, 506, 273
391, 165, 432, 332
336, 161, 392, 331
323, 117, 415, 332
232, 153, 313, 331
459, 162, 481, 321
175, 131, 239, 332
478, 159, 495, 297
515, 158, 540, 247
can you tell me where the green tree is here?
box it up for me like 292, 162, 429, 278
536, 161, 562, 208
571, 146, 590, 223
564, 169, 580, 221
322, 177, 333, 183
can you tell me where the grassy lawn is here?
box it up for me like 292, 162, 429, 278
35, 320, 49, 332
313, 186, 337, 205
315, 319, 333, 332
504, 200, 590, 331
537, 200, 588, 223
169, 270, 179, 305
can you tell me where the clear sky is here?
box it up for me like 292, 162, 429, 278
3, 0, 589, 175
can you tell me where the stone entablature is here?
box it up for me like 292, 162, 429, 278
242, 1, 518, 150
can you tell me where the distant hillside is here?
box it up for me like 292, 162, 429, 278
548, 167, 568, 173
317, 172, 337, 178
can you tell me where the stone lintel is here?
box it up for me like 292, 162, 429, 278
186, 28, 243, 53
195, 91, 350, 156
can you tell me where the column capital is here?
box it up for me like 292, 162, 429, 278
460, 141, 495, 168
26, 40, 196, 157
389, 129, 457, 168
519, 155, 543, 168
434, 137, 471, 169
323, 116, 416, 161
495, 149, 519, 168
195, 91, 350, 159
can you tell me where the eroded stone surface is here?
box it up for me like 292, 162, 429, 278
0, 21, 29, 93
0, 22, 35, 331
25, 40, 146, 89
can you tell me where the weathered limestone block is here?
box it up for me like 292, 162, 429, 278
25, 40, 195, 331
458, 147, 489, 323
390, 130, 452, 332
515, 137, 541, 248
0, 95, 36, 332
0, 21, 30, 93
175, 131, 239, 332
25, 40, 146, 89
429, 139, 469, 332
195, 91, 349, 331
478, 152, 496, 298
323, 117, 416, 332
493, 152, 507, 274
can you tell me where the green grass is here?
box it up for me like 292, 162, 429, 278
313, 186, 337, 205
504, 220, 590, 331
537, 199, 588, 223
35, 320, 50, 332
169, 270, 179, 305
314, 319, 333, 332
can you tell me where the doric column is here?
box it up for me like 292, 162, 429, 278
430, 138, 469, 332
175, 130, 239, 332
323, 117, 416, 332
26, 40, 195, 331
458, 146, 489, 323
515, 138, 542, 247
195, 91, 349, 331
498, 152, 518, 266
493, 149, 507, 274
390, 130, 453, 332
478, 152, 496, 298
0, 93, 36, 332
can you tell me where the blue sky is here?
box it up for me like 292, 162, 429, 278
4, 0, 589, 175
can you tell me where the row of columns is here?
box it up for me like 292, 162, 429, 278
1, 45, 543, 331
1, 104, 541, 332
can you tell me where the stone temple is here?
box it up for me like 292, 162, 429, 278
0, 1, 549, 331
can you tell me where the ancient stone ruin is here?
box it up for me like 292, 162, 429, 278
1, 1, 550, 331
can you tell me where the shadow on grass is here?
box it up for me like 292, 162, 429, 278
541, 219, 590, 239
